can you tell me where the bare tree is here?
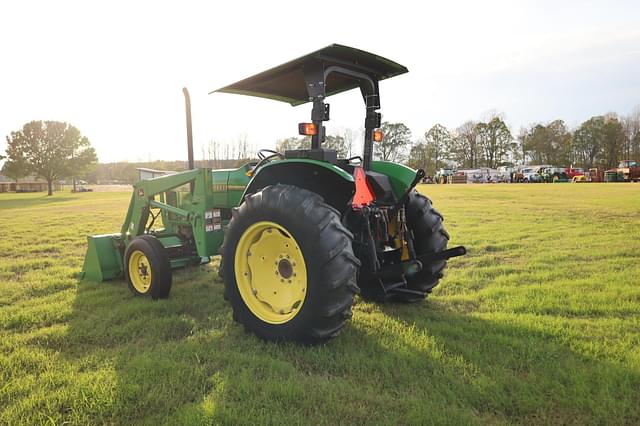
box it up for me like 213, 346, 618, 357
622, 106, 640, 161
343, 129, 356, 157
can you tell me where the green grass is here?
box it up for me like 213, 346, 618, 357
1, 184, 639, 425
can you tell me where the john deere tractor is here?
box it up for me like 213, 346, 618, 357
82, 44, 466, 344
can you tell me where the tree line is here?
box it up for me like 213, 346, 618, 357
406, 108, 640, 175
4, 108, 639, 192
271, 107, 639, 176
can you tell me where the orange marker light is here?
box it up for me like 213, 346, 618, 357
373, 129, 383, 142
298, 123, 318, 136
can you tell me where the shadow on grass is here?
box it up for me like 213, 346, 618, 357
61, 275, 640, 425
0, 193, 77, 209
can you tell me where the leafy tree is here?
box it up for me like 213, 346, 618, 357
573, 116, 605, 168
324, 135, 348, 157
523, 124, 546, 165
4, 121, 97, 195
375, 122, 411, 162
407, 143, 431, 173
276, 132, 353, 158
275, 136, 310, 152
0, 152, 28, 182
601, 116, 625, 168
545, 120, 573, 165
523, 120, 573, 166
476, 117, 512, 168
450, 121, 479, 168
424, 124, 451, 171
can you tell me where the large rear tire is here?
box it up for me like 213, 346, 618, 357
222, 184, 360, 344
394, 190, 450, 302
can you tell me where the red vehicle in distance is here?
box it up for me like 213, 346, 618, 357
606, 160, 640, 182
565, 167, 584, 180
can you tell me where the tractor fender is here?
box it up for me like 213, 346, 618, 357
242, 159, 355, 212
370, 161, 418, 199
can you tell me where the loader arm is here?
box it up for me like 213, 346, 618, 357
120, 169, 203, 242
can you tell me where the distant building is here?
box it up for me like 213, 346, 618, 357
135, 168, 176, 181
0, 175, 62, 193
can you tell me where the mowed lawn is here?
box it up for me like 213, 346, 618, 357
1, 183, 639, 425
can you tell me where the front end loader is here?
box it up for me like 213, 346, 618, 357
82, 44, 466, 344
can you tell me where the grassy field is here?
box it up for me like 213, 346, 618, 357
1, 184, 639, 425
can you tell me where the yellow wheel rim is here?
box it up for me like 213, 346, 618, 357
234, 221, 307, 324
128, 250, 152, 293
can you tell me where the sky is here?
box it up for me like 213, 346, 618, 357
1, 0, 639, 164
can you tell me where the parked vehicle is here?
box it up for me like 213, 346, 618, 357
586, 168, 604, 182
565, 167, 584, 180
72, 186, 94, 193
450, 171, 468, 184
512, 169, 525, 183
521, 168, 542, 183
434, 168, 454, 184
539, 167, 569, 183
606, 160, 640, 182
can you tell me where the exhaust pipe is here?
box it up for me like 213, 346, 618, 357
183, 87, 195, 171
183, 87, 195, 192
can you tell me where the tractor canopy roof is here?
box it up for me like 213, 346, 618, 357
211, 44, 408, 106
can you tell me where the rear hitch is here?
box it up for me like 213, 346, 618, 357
417, 246, 467, 263
375, 245, 466, 285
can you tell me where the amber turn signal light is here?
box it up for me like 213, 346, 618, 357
298, 123, 318, 136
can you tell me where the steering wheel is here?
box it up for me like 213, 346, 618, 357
258, 149, 283, 160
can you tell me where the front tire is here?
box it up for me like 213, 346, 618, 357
222, 184, 360, 344
395, 190, 450, 302
124, 235, 172, 299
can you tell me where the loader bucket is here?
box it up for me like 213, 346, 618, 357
81, 234, 123, 282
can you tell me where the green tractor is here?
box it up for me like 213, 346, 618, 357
539, 167, 569, 183
82, 44, 466, 344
